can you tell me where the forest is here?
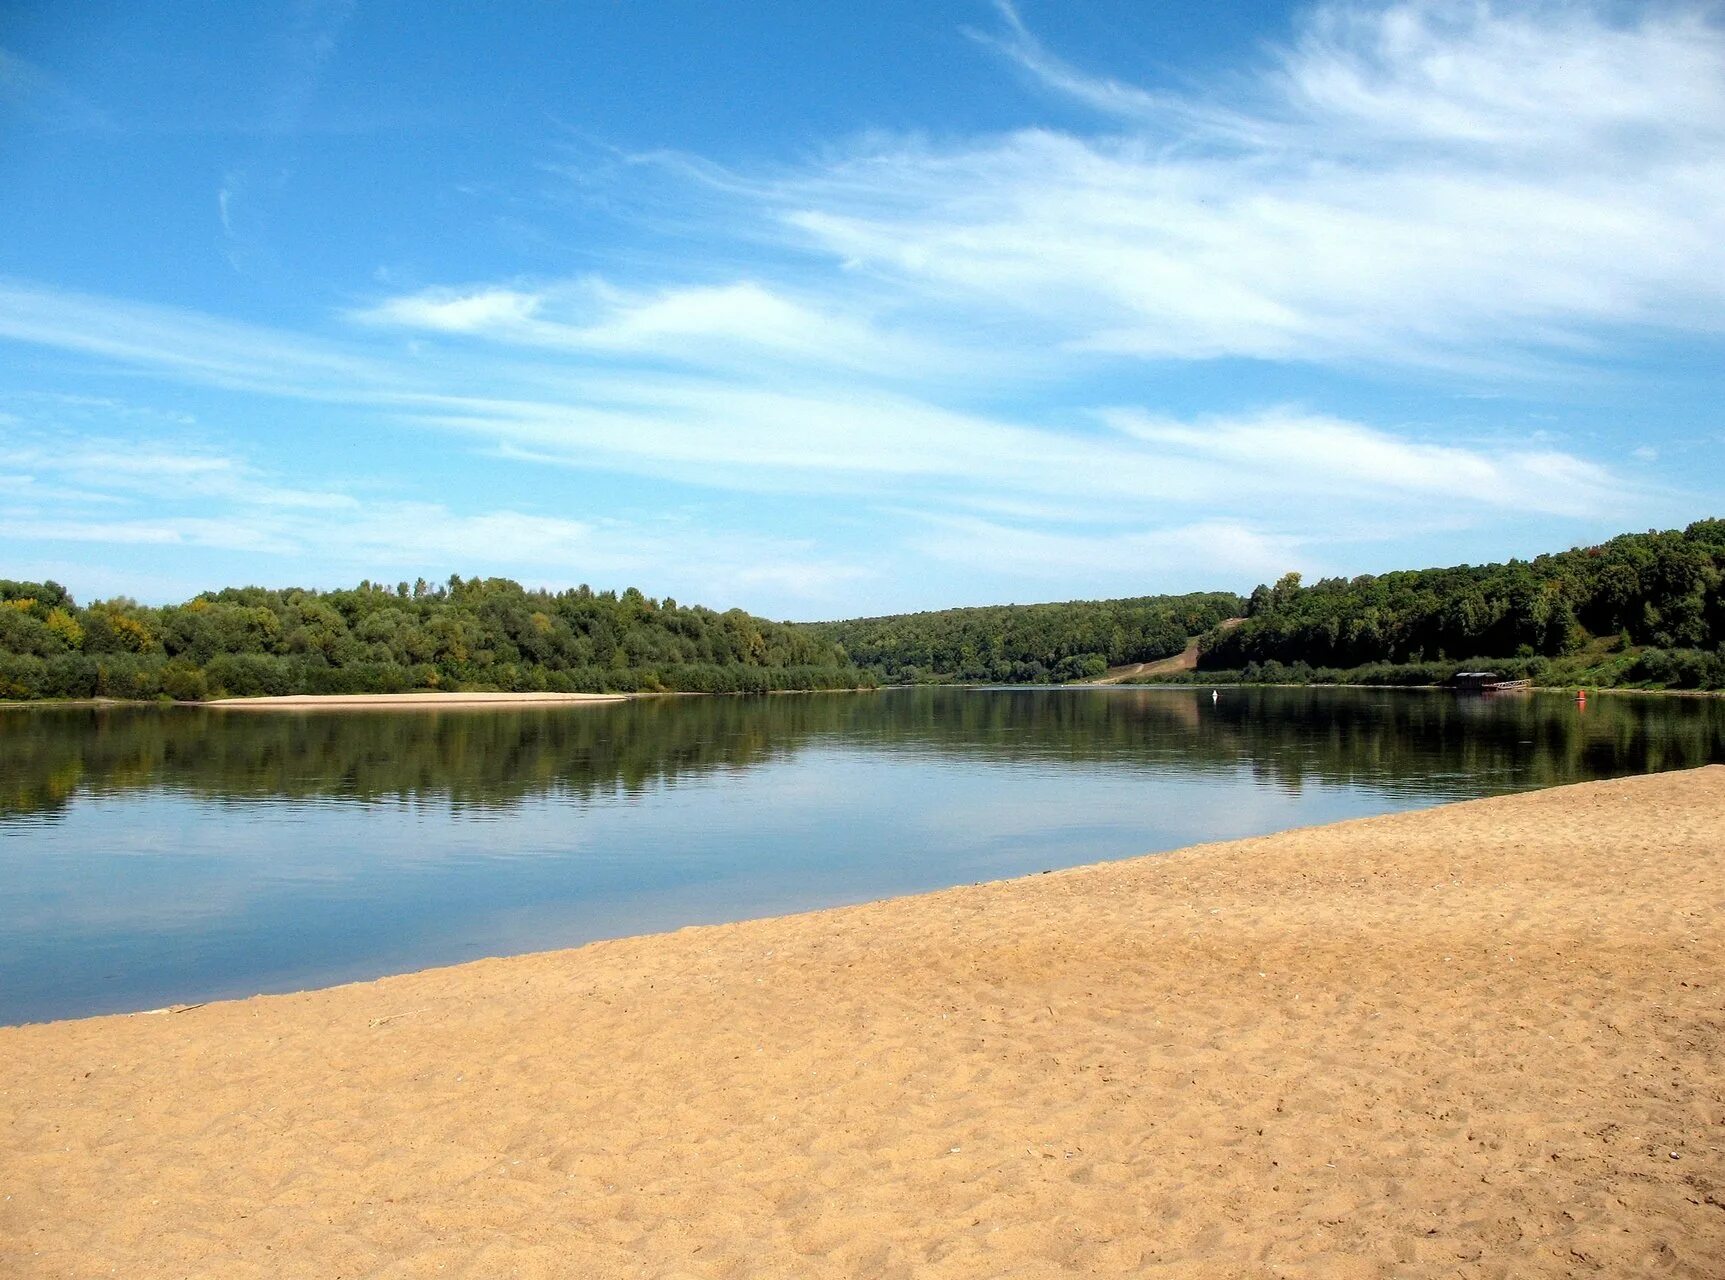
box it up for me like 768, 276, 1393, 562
805, 592, 1245, 684
0, 575, 869, 701
4, 520, 1723, 702
1181, 519, 1725, 690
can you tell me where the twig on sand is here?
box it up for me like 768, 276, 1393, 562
368, 1009, 427, 1028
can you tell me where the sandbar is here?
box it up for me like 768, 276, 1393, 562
207, 691, 629, 710
3, 767, 1722, 1277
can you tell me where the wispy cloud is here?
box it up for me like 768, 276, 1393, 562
964, 1, 1168, 124
7, 440, 357, 512
778, 1, 1725, 373
356, 277, 975, 381
915, 515, 1309, 586
0, 279, 392, 395
3, 2, 1718, 612
1104, 408, 1623, 518
0, 274, 1647, 526
410, 388, 1631, 524
362, 286, 544, 335
0, 414, 877, 609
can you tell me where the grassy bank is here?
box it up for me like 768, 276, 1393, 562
1120, 636, 1725, 693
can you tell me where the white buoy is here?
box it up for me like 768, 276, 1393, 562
1211, 689, 1219, 703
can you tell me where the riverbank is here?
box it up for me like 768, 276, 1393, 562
1102, 677, 1725, 699
4, 768, 1722, 1277
206, 690, 631, 710
1, 688, 879, 710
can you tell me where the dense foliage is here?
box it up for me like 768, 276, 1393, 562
1195, 520, 1725, 689
7, 518, 1722, 701
806, 592, 1245, 684
0, 575, 870, 701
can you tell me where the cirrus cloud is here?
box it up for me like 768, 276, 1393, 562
771, 1, 1725, 372
0, 2, 1719, 615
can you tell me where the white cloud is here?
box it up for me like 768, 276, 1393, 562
3, 3, 1715, 613
362, 287, 544, 334
775, 1, 1725, 372
571, 281, 906, 371
5, 436, 361, 512
356, 277, 960, 380
1104, 408, 1623, 518
11, 391, 198, 427
915, 516, 1307, 586
413, 387, 1626, 522
0, 515, 302, 554
1, 422, 877, 610
0, 278, 391, 395
0, 277, 1640, 525
1279, 1, 1725, 150
967, 1, 1167, 124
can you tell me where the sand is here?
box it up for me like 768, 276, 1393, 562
1092, 619, 1243, 684
3, 769, 1723, 1279
207, 691, 629, 710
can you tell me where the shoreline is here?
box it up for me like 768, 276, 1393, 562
1077, 678, 1725, 698
0, 687, 880, 711
205, 690, 631, 710
3, 682, 1718, 710
4, 767, 1721, 1275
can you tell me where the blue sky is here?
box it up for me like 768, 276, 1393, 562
2, 1, 1722, 619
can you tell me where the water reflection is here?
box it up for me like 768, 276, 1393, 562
1, 688, 1720, 1023
7, 687, 1721, 820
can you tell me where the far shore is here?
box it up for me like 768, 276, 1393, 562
2, 682, 1719, 711
3, 767, 1720, 1276
206, 690, 631, 710
1080, 678, 1725, 698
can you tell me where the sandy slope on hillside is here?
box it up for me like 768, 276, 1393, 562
4, 769, 1723, 1278
1093, 618, 1242, 684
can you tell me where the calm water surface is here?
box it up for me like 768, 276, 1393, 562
3, 686, 1722, 1024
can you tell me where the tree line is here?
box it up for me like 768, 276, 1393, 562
5, 518, 1722, 702
0, 575, 871, 701
1184, 519, 1725, 690
804, 592, 1245, 684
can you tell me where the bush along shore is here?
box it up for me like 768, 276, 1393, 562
0, 576, 873, 702
1123, 648, 1725, 692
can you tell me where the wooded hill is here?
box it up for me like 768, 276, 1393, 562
1181, 519, 1725, 690
0, 575, 868, 701
4, 519, 1722, 701
803, 521, 1725, 691
805, 592, 1245, 684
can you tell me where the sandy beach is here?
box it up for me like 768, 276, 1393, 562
207, 691, 630, 710
3, 768, 1722, 1278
